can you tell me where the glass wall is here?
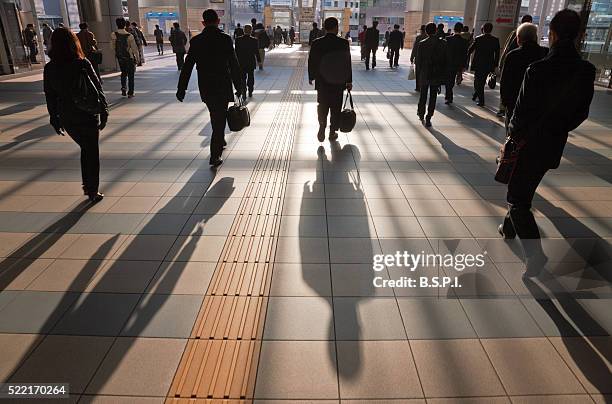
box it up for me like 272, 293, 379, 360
576, 0, 612, 86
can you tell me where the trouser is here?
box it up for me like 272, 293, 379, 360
445, 69, 459, 102
138, 46, 145, 65
205, 99, 229, 160
414, 63, 420, 90
317, 88, 343, 131
502, 154, 548, 239
65, 125, 100, 194
175, 52, 185, 70
157, 42, 163, 54
241, 69, 255, 95
389, 47, 400, 67
473, 70, 488, 103
258, 49, 265, 67
28, 44, 37, 63
360, 44, 365, 59
89, 59, 101, 81
456, 68, 464, 84
365, 47, 377, 68
118, 59, 135, 95
417, 82, 439, 118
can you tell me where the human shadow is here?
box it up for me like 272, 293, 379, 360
0, 102, 40, 116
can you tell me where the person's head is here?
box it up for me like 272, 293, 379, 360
520, 14, 533, 23
244, 24, 252, 35
437, 23, 444, 32
387, 27, 391, 31
256, 23, 263, 29
363, 25, 367, 30
237, 23, 241, 28
251, 18, 256, 25
312, 22, 318, 29
131, 22, 138, 28
463, 25, 469, 32
425, 22, 437, 36
323, 17, 339, 34
202, 9, 219, 27
516, 22, 538, 45
549, 8, 581, 45
48, 27, 85, 63
26, 23, 33, 28
58, 22, 64, 27
419, 24, 425, 33
79, 22, 88, 30
482, 22, 493, 34
173, 22, 180, 30
372, 21, 378, 28
454, 22, 463, 33
394, 24, 399, 30
155, 24, 159, 29
42, 23, 48, 27
116, 18, 126, 29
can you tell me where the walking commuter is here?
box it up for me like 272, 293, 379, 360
416, 23, 447, 127
130, 22, 147, 65
154, 25, 164, 54
444, 22, 469, 104
77, 23, 101, 81
309, 22, 321, 46
499, 9, 595, 275
169, 22, 188, 70
254, 23, 270, 70
111, 18, 140, 97
387, 24, 403, 68
364, 21, 380, 70
308, 17, 352, 142
289, 26, 295, 46
358, 25, 367, 60
176, 9, 243, 167
234, 23, 244, 40
500, 23, 548, 127
42, 23, 53, 49
467, 22, 499, 107
383, 27, 391, 51
235, 24, 261, 98
410, 25, 427, 91
23, 24, 39, 63
436, 23, 447, 40
44, 27, 108, 203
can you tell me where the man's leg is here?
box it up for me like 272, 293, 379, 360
119, 60, 128, 94
205, 100, 229, 162
365, 47, 370, 68
417, 82, 428, 118
474, 71, 486, 104
389, 49, 394, 67
427, 84, 438, 118
138, 46, 144, 65
372, 48, 376, 67
415, 64, 420, 91
328, 88, 343, 133
127, 62, 135, 96
247, 69, 255, 96
506, 157, 548, 239
445, 71, 455, 102
393, 48, 399, 67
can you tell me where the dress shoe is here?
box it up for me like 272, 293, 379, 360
472, 94, 477, 101
477, 102, 485, 107
121, 89, 127, 96
417, 114, 424, 121
88, 192, 104, 204
209, 157, 223, 167
128, 94, 135, 98
317, 127, 326, 142
424, 117, 432, 127
248, 91, 253, 97
329, 130, 338, 141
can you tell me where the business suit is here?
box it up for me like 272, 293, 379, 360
177, 26, 243, 162
415, 35, 447, 120
308, 33, 352, 134
235, 34, 261, 97
364, 27, 379, 69
468, 33, 500, 105
387, 29, 403, 67
170, 28, 188, 70
444, 33, 469, 102
410, 32, 427, 90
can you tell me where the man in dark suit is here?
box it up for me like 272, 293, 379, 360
309, 22, 322, 45
467, 22, 500, 106
177, 9, 244, 167
169, 22, 188, 70
416, 23, 447, 127
235, 24, 261, 98
410, 25, 426, 91
308, 17, 353, 142
500, 10, 595, 276
364, 21, 380, 70
500, 22, 548, 127
444, 22, 469, 104
387, 24, 403, 68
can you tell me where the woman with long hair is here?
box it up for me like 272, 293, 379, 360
44, 27, 108, 203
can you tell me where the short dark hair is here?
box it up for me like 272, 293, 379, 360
251, 18, 256, 24
372, 21, 378, 26
202, 9, 219, 23
483, 22, 493, 33
437, 23, 444, 30
521, 14, 533, 23
155, 24, 159, 28
324, 17, 338, 31
394, 24, 399, 29
26, 23, 33, 28
463, 25, 469, 32
312, 22, 318, 27
79, 22, 88, 29
116, 18, 126, 29
173, 22, 180, 29
550, 9, 581, 40
454, 22, 463, 32
131, 22, 138, 26
425, 22, 437, 35
363, 25, 367, 29
420, 24, 425, 31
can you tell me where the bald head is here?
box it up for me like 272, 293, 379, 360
517, 22, 538, 44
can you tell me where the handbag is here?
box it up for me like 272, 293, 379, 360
227, 95, 250, 132
494, 137, 521, 184
339, 91, 356, 133
72, 61, 102, 115
89, 49, 103, 65
408, 64, 416, 80
487, 72, 497, 89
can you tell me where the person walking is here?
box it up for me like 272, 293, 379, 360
234, 23, 244, 40
23, 24, 39, 63
176, 9, 243, 167
436, 23, 447, 40
111, 18, 140, 97
235, 24, 261, 98
169, 22, 188, 70
309, 22, 321, 46
444, 22, 469, 104
44, 27, 108, 203
130, 22, 147, 65
358, 25, 367, 60
500, 23, 548, 127
77, 23, 101, 81
289, 26, 295, 46
254, 23, 270, 70
410, 25, 427, 91
416, 23, 447, 127
499, 9, 595, 275
308, 17, 352, 142
387, 24, 403, 68
154, 24, 164, 55
42, 23, 53, 49
383, 27, 391, 51
364, 21, 380, 70
467, 22, 499, 107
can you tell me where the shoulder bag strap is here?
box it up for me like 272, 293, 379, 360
343, 90, 354, 110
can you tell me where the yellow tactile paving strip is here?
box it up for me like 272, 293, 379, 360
168, 52, 306, 401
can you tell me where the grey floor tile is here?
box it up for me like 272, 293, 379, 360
86, 260, 161, 294
397, 298, 476, 339
0, 291, 79, 333
332, 264, 394, 296
270, 263, 332, 296
134, 214, 191, 235
461, 298, 543, 338
329, 238, 381, 264
418, 217, 472, 238
264, 297, 334, 340
334, 297, 407, 340
0, 333, 42, 382
146, 261, 215, 295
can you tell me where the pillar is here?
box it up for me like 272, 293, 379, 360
86, 0, 123, 71
421, 0, 431, 25
178, 0, 188, 34
127, 0, 140, 26
463, 0, 477, 30
473, 0, 495, 33
59, 0, 69, 26
538, 0, 550, 37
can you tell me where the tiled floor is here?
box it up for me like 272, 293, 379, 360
0, 45, 610, 402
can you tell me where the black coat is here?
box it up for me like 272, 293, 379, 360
170, 29, 187, 53
365, 27, 379, 48
387, 30, 403, 49
415, 35, 448, 85
178, 26, 243, 103
410, 33, 426, 63
446, 33, 469, 71
468, 33, 500, 73
235, 34, 261, 72
500, 41, 548, 111
308, 33, 352, 91
509, 40, 595, 169
308, 28, 322, 45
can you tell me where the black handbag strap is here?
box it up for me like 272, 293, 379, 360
343, 90, 354, 110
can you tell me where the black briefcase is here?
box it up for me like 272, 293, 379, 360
227, 96, 250, 132
89, 50, 103, 65
494, 137, 520, 184
487, 72, 497, 89
339, 91, 356, 133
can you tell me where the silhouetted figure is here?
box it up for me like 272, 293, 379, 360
23, 24, 39, 63
383, 27, 390, 50
500, 9, 595, 276
410, 25, 426, 90
288, 27, 295, 46
416, 22, 447, 127
44, 27, 108, 203
364, 21, 379, 69
233, 23, 244, 40
309, 22, 322, 45
77, 22, 101, 80
387, 24, 403, 68
358, 24, 367, 60
42, 23, 53, 48
111, 18, 140, 97
131, 22, 147, 65
444, 22, 469, 104
154, 24, 164, 54
253, 23, 269, 70
176, 9, 243, 167
468, 22, 500, 106
436, 23, 447, 40
308, 17, 352, 142
235, 24, 261, 98
170, 22, 188, 70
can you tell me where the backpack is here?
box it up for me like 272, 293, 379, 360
71, 60, 101, 114
114, 32, 132, 62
